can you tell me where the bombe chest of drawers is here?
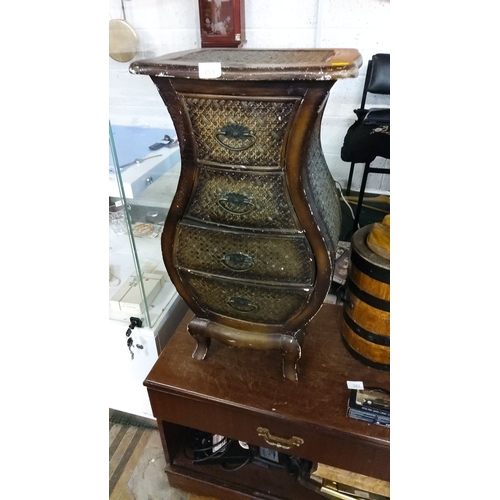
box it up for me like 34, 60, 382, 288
130, 48, 362, 380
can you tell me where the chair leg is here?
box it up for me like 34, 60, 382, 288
346, 162, 356, 196
352, 162, 371, 234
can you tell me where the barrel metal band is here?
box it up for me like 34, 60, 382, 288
347, 277, 390, 312
341, 335, 390, 371
350, 249, 390, 284
343, 308, 390, 347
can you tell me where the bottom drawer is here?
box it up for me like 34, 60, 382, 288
179, 271, 311, 324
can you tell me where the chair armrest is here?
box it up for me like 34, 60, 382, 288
362, 108, 390, 125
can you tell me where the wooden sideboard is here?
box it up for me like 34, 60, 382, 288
144, 302, 389, 499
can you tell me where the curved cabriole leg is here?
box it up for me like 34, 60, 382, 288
280, 331, 304, 382
187, 318, 211, 360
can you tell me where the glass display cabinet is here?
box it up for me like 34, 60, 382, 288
108, 121, 182, 329
108, 0, 194, 415
108, 120, 189, 418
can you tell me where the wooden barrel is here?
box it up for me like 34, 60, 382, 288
342, 224, 390, 370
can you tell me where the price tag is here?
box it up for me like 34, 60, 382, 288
198, 62, 222, 79
347, 381, 364, 390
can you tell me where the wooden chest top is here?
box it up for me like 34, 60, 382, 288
130, 48, 362, 81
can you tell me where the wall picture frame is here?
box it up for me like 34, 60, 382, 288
198, 0, 245, 48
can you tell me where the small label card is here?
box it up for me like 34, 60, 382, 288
346, 381, 364, 390
198, 62, 222, 79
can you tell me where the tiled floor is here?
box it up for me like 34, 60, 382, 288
109, 419, 218, 500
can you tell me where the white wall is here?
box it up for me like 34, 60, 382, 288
109, 0, 390, 193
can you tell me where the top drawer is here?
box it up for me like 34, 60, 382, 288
186, 166, 300, 230
148, 388, 390, 482
182, 94, 299, 167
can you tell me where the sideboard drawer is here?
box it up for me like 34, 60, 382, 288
148, 388, 390, 481
183, 95, 299, 167
176, 223, 315, 285
186, 166, 299, 230
179, 271, 311, 324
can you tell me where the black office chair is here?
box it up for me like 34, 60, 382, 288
341, 53, 390, 234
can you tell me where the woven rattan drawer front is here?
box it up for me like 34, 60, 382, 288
182, 95, 298, 167
187, 167, 298, 230
179, 271, 310, 325
176, 223, 315, 285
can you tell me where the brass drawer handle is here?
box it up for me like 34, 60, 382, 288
215, 123, 256, 151
227, 297, 258, 312
218, 192, 256, 215
221, 252, 255, 272
256, 427, 304, 450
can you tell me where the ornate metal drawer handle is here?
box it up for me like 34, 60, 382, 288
256, 427, 304, 450
218, 192, 256, 215
215, 123, 256, 151
227, 297, 258, 312
221, 252, 255, 272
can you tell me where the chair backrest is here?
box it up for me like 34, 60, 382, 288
360, 53, 390, 109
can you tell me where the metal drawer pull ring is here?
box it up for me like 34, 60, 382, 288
221, 252, 255, 272
227, 297, 258, 312
215, 123, 256, 151
256, 427, 304, 449
218, 192, 256, 215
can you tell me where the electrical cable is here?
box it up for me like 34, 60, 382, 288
335, 181, 359, 231
191, 445, 231, 463
183, 432, 228, 461
220, 455, 252, 471
188, 436, 229, 453
190, 438, 232, 464
182, 429, 314, 475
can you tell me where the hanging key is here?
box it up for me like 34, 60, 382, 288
127, 337, 134, 360
129, 317, 143, 328
125, 317, 142, 338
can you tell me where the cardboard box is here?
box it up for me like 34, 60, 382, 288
311, 463, 390, 499
109, 273, 164, 315
346, 389, 390, 428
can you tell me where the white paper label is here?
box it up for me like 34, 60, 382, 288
347, 381, 364, 390
198, 62, 222, 79
212, 434, 226, 453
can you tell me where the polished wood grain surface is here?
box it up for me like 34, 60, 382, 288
146, 303, 389, 439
